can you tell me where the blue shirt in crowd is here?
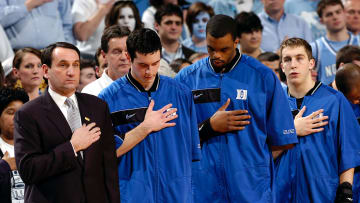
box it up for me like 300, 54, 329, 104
0, 0, 74, 49
259, 11, 312, 52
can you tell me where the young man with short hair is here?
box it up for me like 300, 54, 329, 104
312, 0, 360, 85
176, 14, 298, 202
235, 11, 263, 59
154, 4, 195, 64
99, 28, 201, 203
277, 37, 360, 202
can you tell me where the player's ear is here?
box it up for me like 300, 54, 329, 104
309, 58, 315, 70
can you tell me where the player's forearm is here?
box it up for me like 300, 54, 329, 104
340, 168, 354, 185
116, 123, 152, 157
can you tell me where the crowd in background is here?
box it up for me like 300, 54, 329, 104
1, 0, 360, 202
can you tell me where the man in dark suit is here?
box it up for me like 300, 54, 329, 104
14, 42, 120, 203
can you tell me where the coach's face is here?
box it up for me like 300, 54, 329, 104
206, 33, 238, 69
44, 47, 80, 97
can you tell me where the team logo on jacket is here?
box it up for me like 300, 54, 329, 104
236, 89, 247, 100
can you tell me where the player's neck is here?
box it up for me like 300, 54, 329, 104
327, 28, 349, 41
288, 76, 315, 98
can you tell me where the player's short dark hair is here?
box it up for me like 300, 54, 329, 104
336, 45, 360, 70
42, 42, 80, 68
257, 52, 280, 62
170, 58, 192, 73
186, 2, 214, 35
13, 47, 41, 69
235, 11, 263, 37
155, 4, 183, 25
336, 63, 360, 95
279, 38, 313, 61
126, 28, 162, 61
206, 14, 237, 41
101, 25, 131, 53
317, 0, 344, 18
0, 88, 29, 115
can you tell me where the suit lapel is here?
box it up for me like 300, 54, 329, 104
43, 90, 73, 141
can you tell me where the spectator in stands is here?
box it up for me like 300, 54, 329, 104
155, 4, 195, 64
77, 59, 97, 92
142, 0, 180, 30
336, 63, 360, 105
0, 0, 74, 50
105, 1, 143, 32
259, 0, 312, 52
311, 0, 359, 85
72, 0, 114, 59
94, 47, 107, 78
12, 48, 43, 101
330, 45, 360, 89
142, 0, 190, 41
0, 26, 13, 63
183, 2, 214, 53
235, 11, 263, 58
82, 25, 131, 96
284, 0, 327, 40
343, 0, 360, 35
257, 52, 281, 80
170, 58, 192, 73
0, 88, 29, 203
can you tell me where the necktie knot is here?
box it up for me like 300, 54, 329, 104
65, 98, 76, 109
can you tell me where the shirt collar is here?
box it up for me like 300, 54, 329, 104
101, 68, 114, 82
126, 72, 160, 92
262, 11, 286, 22
288, 81, 322, 98
48, 87, 78, 109
209, 48, 241, 73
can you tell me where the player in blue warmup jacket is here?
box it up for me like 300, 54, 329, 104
277, 37, 360, 203
311, 0, 360, 85
335, 63, 360, 203
99, 28, 201, 203
175, 15, 298, 202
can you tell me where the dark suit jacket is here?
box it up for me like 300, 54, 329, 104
14, 90, 120, 203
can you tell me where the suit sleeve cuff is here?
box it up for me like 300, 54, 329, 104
69, 141, 77, 157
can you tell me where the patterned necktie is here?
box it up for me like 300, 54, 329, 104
65, 98, 83, 159
65, 98, 81, 133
